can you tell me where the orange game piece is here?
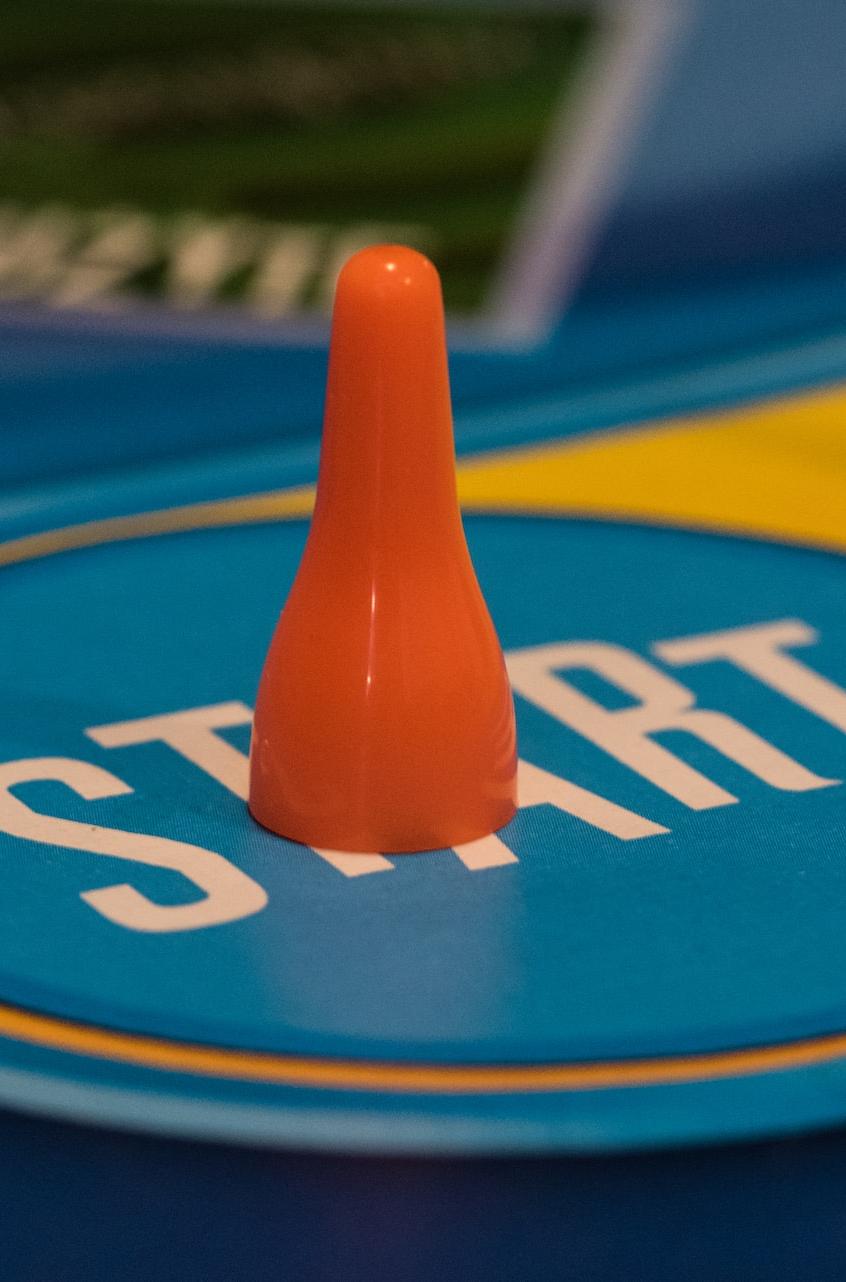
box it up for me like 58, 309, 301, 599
249, 245, 517, 852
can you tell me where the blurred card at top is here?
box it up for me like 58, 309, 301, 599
2, 1, 846, 346
0, 2, 613, 340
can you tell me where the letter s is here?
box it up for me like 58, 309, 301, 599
0, 757, 268, 932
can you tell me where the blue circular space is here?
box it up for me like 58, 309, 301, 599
0, 515, 844, 1068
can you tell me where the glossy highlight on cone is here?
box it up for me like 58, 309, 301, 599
249, 244, 517, 852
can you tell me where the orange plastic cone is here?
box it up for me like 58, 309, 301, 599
249, 245, 517, 852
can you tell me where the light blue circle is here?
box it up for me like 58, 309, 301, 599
0, 513, 844, 1151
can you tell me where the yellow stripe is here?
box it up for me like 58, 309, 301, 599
4, 999, 846, 1093
456, 381, 846, 552
0, 486, 315, 568
4, 381, 844, 574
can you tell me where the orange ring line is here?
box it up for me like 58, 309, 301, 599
0, 482, 845, 1093
4, 998, 846, 1092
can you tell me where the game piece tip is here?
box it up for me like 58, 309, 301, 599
336, 243, 440, 302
